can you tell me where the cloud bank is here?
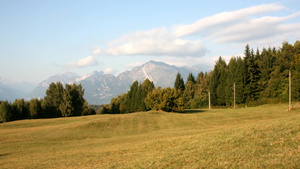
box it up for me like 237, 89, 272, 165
67, 56, 98, 68
94, 3, 300, 58
94, 27, 207, 57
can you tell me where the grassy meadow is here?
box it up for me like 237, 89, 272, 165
0, 104, 299, 168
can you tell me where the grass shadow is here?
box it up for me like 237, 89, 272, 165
176, 109, 207, 114
0, 153, 11, 157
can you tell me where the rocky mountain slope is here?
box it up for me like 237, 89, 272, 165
26, 61, 199, 104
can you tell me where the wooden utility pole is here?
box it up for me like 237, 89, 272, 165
234, 83, 236, 109
289, 71, 292, 111
209, 91, 211, 110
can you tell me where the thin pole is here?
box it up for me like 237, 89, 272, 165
234, 83, 236, 109
289, 71, 292, 111
209, 91, 211, 110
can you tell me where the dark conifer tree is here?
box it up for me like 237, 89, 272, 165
174, 72, 185, 92
209, 57, 227, 106
187, 73, 196, 84
196, 72, 204, 84
125, 81, 146, 113
142, 78, 155, 96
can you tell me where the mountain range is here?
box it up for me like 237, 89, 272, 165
1, 61, 203, 104
0, 78, 36, 102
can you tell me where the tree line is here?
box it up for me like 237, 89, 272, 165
0, 82, 96, 123
1, 41, 299, 119
210, 41, 300, 106
103, 41, 300, 113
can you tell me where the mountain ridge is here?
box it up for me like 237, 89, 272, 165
3, 61, 203, 104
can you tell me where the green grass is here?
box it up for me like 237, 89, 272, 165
0, 104, 299, 168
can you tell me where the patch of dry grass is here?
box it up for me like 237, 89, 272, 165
0, 104, 299, 168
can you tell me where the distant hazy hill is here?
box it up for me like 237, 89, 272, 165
0, 79, 36, 102
28, 61, 199, 104
0, 82, 19, 102
29, 72, 80, 100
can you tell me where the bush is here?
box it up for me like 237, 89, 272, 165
82, 108, 96, 116
100, 104, 111, 114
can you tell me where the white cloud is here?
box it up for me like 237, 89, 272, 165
172, 4, 300, 46
67, 56, 98, 68
94, 27, 207, 57
125, 61, 143, 69
94, 3, 300, 60
172, 4, 286, 38
103, 67, 120, 76
157, 56, 213, 68
104, 67, 114, 74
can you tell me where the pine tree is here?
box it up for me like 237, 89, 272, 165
196, 72, 204, 84
235, 57, 246, 104
192, 71, 211, 108
183, 81, 195, 108
142, 78, 155, 96
243, 44, 251, 102
209, 57, 227, 106
174, 72, 185, 92
187, 73, 196, 84
125, 81, 147, 113
225, 58, 237, 106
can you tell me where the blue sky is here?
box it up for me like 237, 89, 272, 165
0, 0, 300, 83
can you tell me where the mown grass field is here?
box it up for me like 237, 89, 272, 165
0, 104, 299, 168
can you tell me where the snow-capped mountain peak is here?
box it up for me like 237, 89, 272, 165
28, 61, 200, 104
76, 71, 104, 82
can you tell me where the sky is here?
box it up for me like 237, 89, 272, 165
0, 0, 300, 83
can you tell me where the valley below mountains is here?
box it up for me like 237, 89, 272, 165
29, 61, 201, 104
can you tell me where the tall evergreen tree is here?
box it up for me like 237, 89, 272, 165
196, 72, 204, 85
187, 73, 196, 84
235, 57, 246, 104
225, 58, 237, 106
209, 57, 227, 106
125, 81, 146, 113
142, 78, 155, 96
174, 72, 185, 92
183, 81, 195, 108
192, 71, 211, 108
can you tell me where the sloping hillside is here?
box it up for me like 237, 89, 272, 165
0, 104, 299, 168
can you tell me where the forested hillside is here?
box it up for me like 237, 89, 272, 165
105, 41, 300, 113
210, 41, 300, 106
